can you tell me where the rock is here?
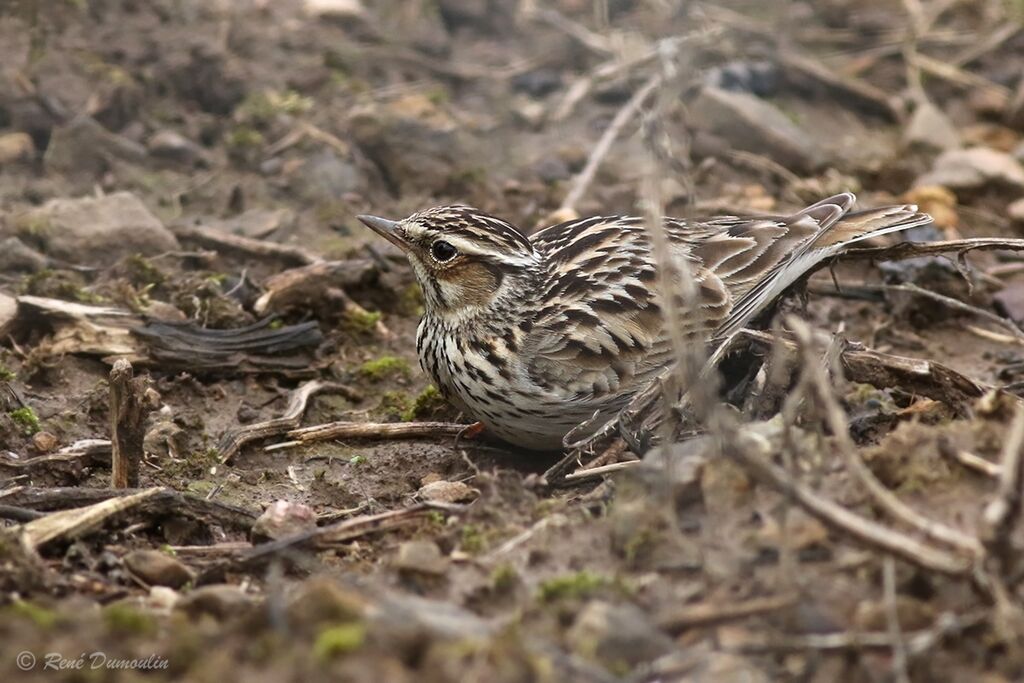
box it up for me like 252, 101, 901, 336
30, 431, 59, 453
994, 279, 1024, 324
392, 540, 449, 576
165, 45, 247, 116
0, 132, 34, 165
251, 499, 317, 542
901, 185, 959, 232
914, 147, 1024, 194
123, 549, 195, 589
1009, 197, 1024, 224
304, 0, 366, 20
176, 584, 257, 620
904, 101, 960, 152
417, 480, 479, 504
10, 192, 178, 266
147, 129, 206, 167
534, 155, 570, 183
43, 115, 146, 175
690, 86, 824, 174
704, 60, 779, 97
512, 69, 563, 98
0, 237, 47, 273
349, 94, 473, 195
143, 420, 186, 459
0, 292, 15, 338
294, 150, 367, 202
567, 601, 675, 668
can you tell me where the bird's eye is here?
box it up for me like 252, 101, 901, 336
430, 240, 458, 262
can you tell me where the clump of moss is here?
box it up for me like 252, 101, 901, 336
225, 126, 265, 164
103, 602, 157, 636
377, 391, 412, 420
490, 564, 519, 593
238, 89, 313, 125
313, 623, 366, 661
401, 385, 446, 421
538, 571, 609, 602
343, 308, 382, 334
9, 406, 40, 435
0, 365, 15, 381
122, 254, 166, 288
459, 524, 487, 554
359, 356, 411, 381
21, 269, 103, 303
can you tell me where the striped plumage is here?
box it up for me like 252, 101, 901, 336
358, 193, 931, 450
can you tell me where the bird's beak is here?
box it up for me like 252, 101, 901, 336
357, 214, 407, 251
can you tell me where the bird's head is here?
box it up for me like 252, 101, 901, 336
358, 206, 540, 320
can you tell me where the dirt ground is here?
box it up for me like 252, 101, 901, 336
2, 0, 1024, 681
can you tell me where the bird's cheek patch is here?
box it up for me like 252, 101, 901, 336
438, 261, 503, 306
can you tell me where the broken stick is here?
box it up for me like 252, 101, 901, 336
109, 359, 159, 488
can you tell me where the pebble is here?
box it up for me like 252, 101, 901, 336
914, 146, 1024, 194
417, 480, 479, 504
392, 540, 449, 576
0, 132, 34, 164
251, 499, 317, 542
123, 549, 195, 589
176, 584, 257, 620
9, 192, 179, 266
690, 86, 824, 174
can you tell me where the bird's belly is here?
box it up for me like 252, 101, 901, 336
419, 324, 610, 450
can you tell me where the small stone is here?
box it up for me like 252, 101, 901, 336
534, 156, 570, 183
147, 129, 206, 166
294, 150, 366, 202
902, 185, 959, 232
705, 60, 779, 97
0, 132, 34, 165
304, 0, 366, 19
176, 584, 256, 620
1009, 197, 1024, 224
511, 97, 547, 129
349, 94, 473, 195
914, 147, 1024, 194
146, 586, 180, 612
143, 420, 186, 459
251, 499, 317, 542
31, 431, 59, 453
9, 192, 178, 266
994, 279, 1024, 323
690, 86, 825, 173
567, 601, 675, 668
0, 237, 47, 273
903, 100, 960, 152
417, 480, 479, 504
512, 69, 563, 98
123, 549, 195, 589
0, 292, 16, 338
43, 115, 146, 175
392, 540, 449, 576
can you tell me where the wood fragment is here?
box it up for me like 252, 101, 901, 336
657, 593, 797, 633
980, 404, 1024, 574
270, 420, 468, 450
171, 223, 320, 266
109, 359, 159, 488
218, 380, 361, 463
19, 486, 165, 549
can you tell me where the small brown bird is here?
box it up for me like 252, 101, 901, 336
359, 193, 930, 450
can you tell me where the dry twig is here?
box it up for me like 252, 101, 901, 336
268, 420, 468, 450
218, 380, 360, 463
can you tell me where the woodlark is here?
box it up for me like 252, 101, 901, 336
359, 193, 931, 450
